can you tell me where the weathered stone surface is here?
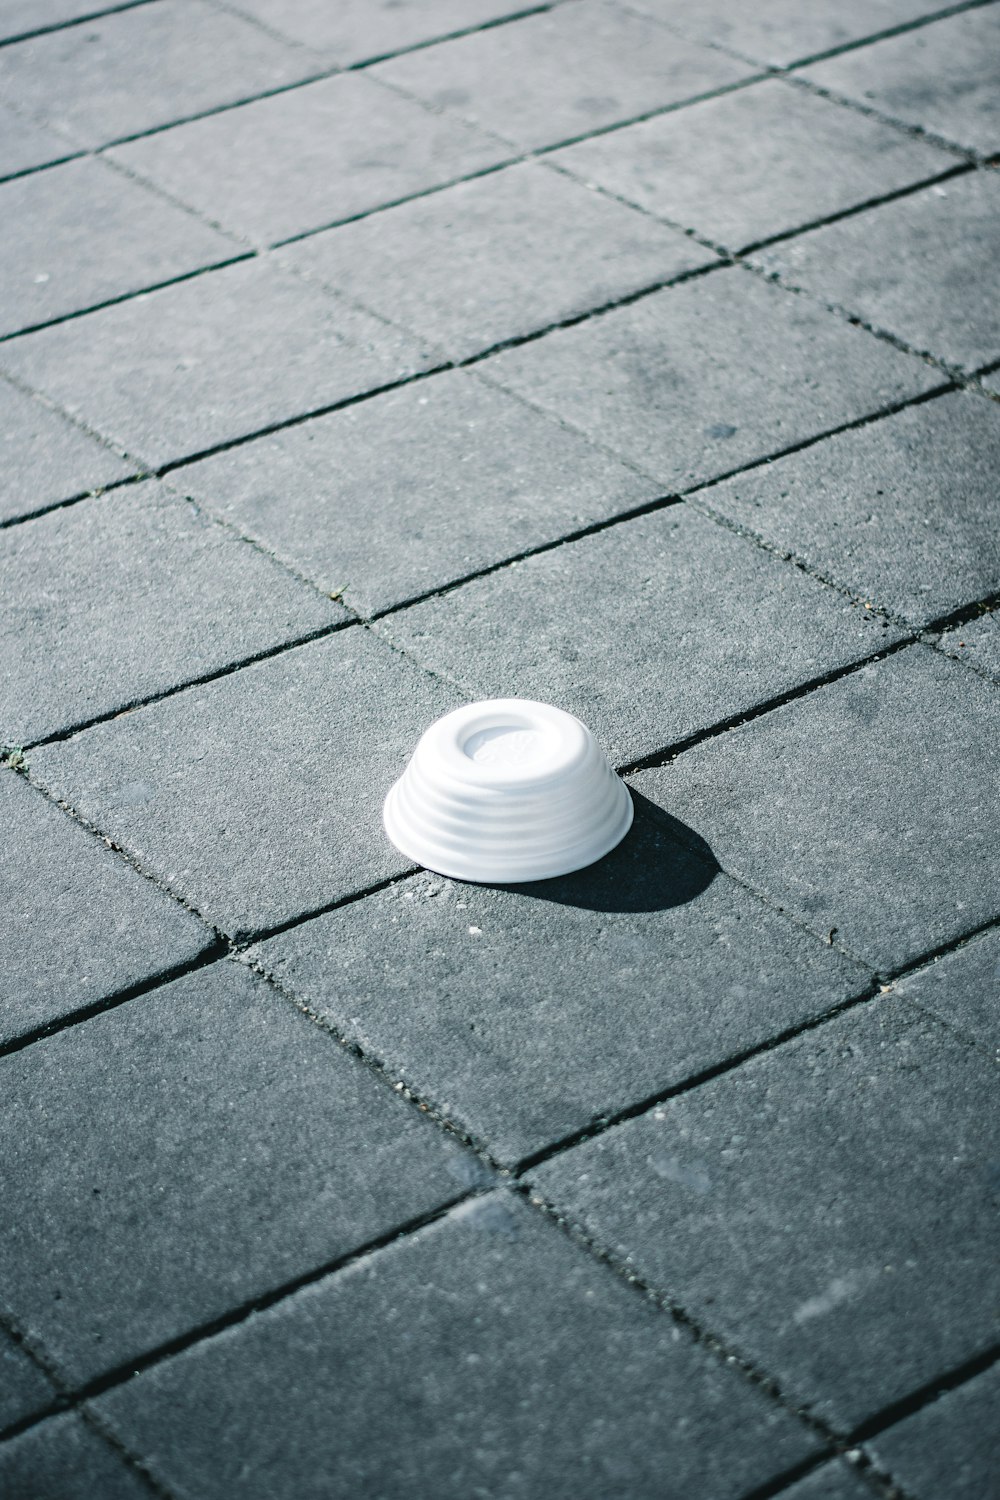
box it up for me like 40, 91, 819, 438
279, 160, 714, 361
0, 480, 342, 744
251, 797, 868, 1165
802, 8, 1000, 154
380, 504, 904, 766
0, 0, 313, 148
699, 391, 1000, 627
373, 0, 752, 151
485, 266, 941, 489
0, 258, 434, 468
0, 769, 210, 1043
111, 73, 508, 246
172, 368, 661, 616
0, 960, 476, 1384
629, 0, 952, 67
869, 1363, 1000, 1500
97, 1194, 820, 1499
0, 379, 133, 525
0, 1328, 54, 1434
634, 647, 1000, 972
531, 997, 1000, 1430
754, 171, 1000, 373
29, 628, 462, 938
0, 1413, 149, 1500
779, 1463, 873, 1500
0, 0, 149, 45
555, 77, 949, 250
0, 156, 236, 337
937, 609, 1000, 681
0, 102, 76, 177
226, 0, 540, 64
896, 925, 999, 1051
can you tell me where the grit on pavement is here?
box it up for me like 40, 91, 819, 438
0, 1, 998, 1497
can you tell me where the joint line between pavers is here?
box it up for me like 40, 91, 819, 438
0, 0, 160, 50
782, 69, 985, 163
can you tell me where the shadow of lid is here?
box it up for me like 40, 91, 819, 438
493, 788, 719, 915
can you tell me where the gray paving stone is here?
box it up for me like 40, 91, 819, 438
252, 800, 868, 1165
281, 161, 713, 363
373, 0, 751, 152
111, 73, 508, 247
628, 0, 952, 68
0, 379, 133, 525
381, 505, 905, 766
896, 926, 1000, 1050
226, 0, 541, 64
0, 101, 76, 178
172, 368, 661, 616
485, 266, 941, 489
0, 1327, 54, 1432
869, 1362, 1000, 1500
0, 0, 313, 149
754, 170, 1000, 374
30, 628, 461, 938
0, 156, 236, 337
555, 78, 949, 251
531, 997, 1000, 1431
700, 392, 1000, 628
0, 1413, 148, 1500
0, 257, 434, 468
97, 1193, 819, 1499
0, 960, 474, 1385
779, 1462, 872, 1500
0, 479, 342, 745
0, 770, 210, 1043
634, 647, 1000, 971
801, 8, 1000, 155
0, 0, 153, 45
938, 609, 1000, 680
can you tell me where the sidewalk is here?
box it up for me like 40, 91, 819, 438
1, 2, 998, 1496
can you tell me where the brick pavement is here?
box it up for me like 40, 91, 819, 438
0, 2, 997, 1497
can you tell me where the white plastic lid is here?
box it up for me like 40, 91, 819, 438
383, 699, 633, 883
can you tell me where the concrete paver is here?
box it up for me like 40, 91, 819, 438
226, 0, 546, 64
754, 169, 1000, 373
29, 628, 461, 938
251, 797, 868, 1165
485, 266, 941, 490
868, 1362, 1000, 1499
634, 647, 1000, 971
699, 391, 1000, 628
381, 504, 905, 766
2, 4, 996, 1493
110, 72, 510, 246
0, 1329, 54, 1433
895, 924, 999, 1050
0, 769, 210, 1043
0, 0, 313, 149
0, 101, 76, 178
0, 480, 343, 744
96, 1194, 821, 1499
279, 160, 715, 362
0, 156, 236, 337
555, 76, 950, 250
0, 1413, 148, 1499
171, 367, 661, 616
801, 7, 1000, 154
0, 960, 476, 1385
0, 379, 134, 525
937, 609, 1000, 680
0, 257, 435, 468
531, 997, 1000, 1430
628, 0, 955, 68
373, 0, 753, 152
